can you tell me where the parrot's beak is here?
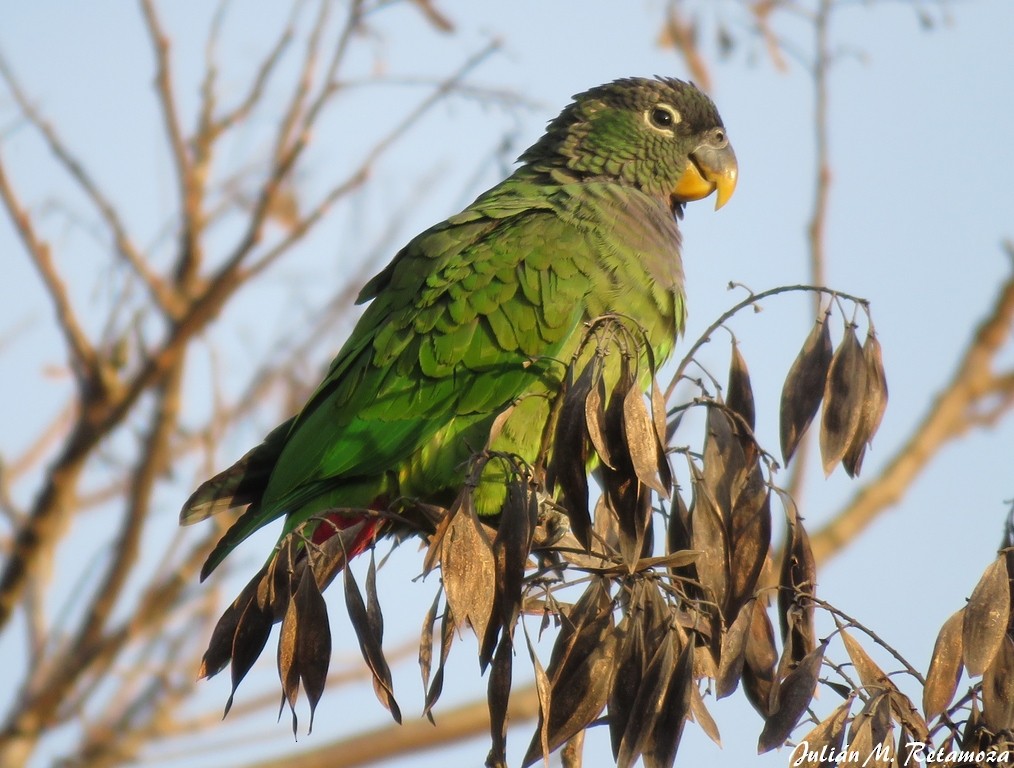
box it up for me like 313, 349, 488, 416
672, 140, 738, 210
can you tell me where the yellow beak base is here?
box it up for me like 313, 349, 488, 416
671, 143, 739, 210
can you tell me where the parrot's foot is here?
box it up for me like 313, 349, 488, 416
533, 495, 570, 548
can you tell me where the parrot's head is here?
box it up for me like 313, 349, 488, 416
521, 76, 737, 215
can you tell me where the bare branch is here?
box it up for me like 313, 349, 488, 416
212, 2, 302, 135
244, 38, 502, 279
3, 399, 76, 486
0, 151, 96, 381
139, 0, 190, 211
660, 1, 712, 91
74, 366, 183, 654
243, 684, 540, 768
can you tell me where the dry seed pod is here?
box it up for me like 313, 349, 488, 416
963, 556, 1011, 676
780, 315, 833, 464
820, 325, 868, 476
842, 331, 889, 476
440, 493, 496, 649
344, 556, 400, 722
982, 633, 1014, 733
757, 640, 827, 753
727, 342, 756, 431
622, 385, 669, 497
790, 698, 852, 768
522, 580, 616, 767
549, 362, 595, 547
923, 608, 965, 721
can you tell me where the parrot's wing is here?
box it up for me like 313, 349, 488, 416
199, 196, 597, 577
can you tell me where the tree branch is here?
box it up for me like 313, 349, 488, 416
0, 151, 96, 382
244, 684, 541, 768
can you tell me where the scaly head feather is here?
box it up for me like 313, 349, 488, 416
519, 76, 737, 214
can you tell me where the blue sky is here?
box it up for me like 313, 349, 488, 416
2, 2, 1013, 767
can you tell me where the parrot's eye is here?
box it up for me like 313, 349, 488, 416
646, 104, 680, 132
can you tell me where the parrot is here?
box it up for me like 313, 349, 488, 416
181, 76, 737, 591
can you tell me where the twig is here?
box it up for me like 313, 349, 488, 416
664, 283, 869, 403
139, 0, 191, 217
212, 2, 302, 135
661, 1, 712, 91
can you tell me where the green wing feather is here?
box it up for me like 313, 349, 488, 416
200, 183, 569, 574
195, 170, 686, 579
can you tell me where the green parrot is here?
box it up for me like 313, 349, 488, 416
181, 76, 736, 586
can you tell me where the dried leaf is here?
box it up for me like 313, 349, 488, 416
644, 638, 694, 768
777, 494, 816, 663
494, 477, 537, 624
726, 342, 756, 431
820, 325, 868, 475
277, 589, 300, 733
888, 688, 929, 745
608, 585, 670, 765
623, 385, 669, 497
585, 371, 612, 468
849, 694, 893, 767
862, 332, 888, 437
592, 492, 621, 554
550, 362, 595, 548
418, 590, 441, 696
423, 599, 455, 718
924, 608, 965, 721
840, 628, 892, 694
689, 683, 721, 747
603, 353, 635, 471
716, 598, 755, 699
440, 494, 496, 646
523, 580, 616, 767
344, 561, 400, 722
608, 611, 647, 759
524, 623, 553, 765
295, 568, 331, 732
690, 464, 729, 611
983, 632, 1014, 732
666, 486, 695, 582
275, 564, 330, 730
483, 474, 537, 666
838, 625, 925, 741
727, 484, 771, 617
962, 556, 1011, 676
487, 635, 514, 766
842, 331, 889, 476
780, 314, 833, 464
742, 602, 778, 717
223, 578, 274, 717
615, 632, 673, 768
422, 504, 455, 576
758, 640, 827, 753
200, 566, 267, 681
702, 403, 741, 519
650, 376, 669, 452
790, 698, 853, 768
